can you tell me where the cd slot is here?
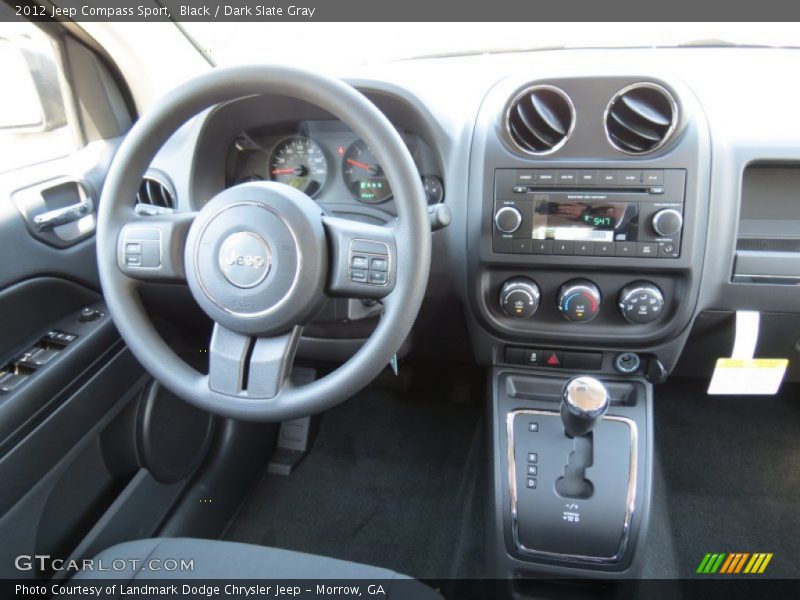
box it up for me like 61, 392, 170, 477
516, 186, 652, 195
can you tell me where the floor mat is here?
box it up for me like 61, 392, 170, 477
651, 377, 800, 579
224, 384, 484, 582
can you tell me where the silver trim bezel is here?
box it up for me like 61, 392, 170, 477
504, 84, 576, 157
603, 82, 679, 156
506, 409, 638, 564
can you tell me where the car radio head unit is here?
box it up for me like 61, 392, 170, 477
492, 168, 686, 259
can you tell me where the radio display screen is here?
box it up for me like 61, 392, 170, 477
532, 198, 639, 242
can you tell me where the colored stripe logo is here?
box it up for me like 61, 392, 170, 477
696, 552, 773, 574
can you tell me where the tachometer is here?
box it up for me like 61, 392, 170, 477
268, 136, 328, 197
342, 140, 392, 204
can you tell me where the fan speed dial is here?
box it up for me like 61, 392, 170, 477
499, 277, 541, 319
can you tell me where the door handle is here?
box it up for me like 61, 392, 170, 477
33, 200, 93, 231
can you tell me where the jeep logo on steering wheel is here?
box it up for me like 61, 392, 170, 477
218, 231, 271, 289
225, 253, 265, 269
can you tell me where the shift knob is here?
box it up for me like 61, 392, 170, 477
561, 376, 610, 438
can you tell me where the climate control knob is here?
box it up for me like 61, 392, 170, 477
618, 282, 664, 324
494, 206, 522, 233
557, 280, 601, 322
651, 208, 683, 237
499, 277, 541, 319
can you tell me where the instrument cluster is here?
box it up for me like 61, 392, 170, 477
226, 121, 444, 216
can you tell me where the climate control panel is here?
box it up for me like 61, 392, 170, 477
497, 276, 667, 325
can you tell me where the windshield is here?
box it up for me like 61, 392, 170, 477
180, 22, 800, 67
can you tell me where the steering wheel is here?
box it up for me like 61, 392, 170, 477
96, 66, 431, 422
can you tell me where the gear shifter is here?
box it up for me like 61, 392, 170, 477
560, 376, 610, 438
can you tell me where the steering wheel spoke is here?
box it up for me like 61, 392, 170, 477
208, 323, 302, 399
117, 212, 196, 282
322, 215, 397, 299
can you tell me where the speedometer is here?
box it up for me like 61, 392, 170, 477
268, 136, 328, 197
342, 140, 392, 204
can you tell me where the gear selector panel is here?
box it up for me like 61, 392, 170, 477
508, 410, 635, 560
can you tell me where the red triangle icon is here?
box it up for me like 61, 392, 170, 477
546, 354, 560, 366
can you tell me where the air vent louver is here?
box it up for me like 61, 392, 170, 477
506, 85, 574, 155
136, 176, 174, 209
605, 83, 677, 154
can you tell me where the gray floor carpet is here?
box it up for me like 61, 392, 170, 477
648, 377, 800, 580
224, 385, 484, 583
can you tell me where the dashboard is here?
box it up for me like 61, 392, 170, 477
225, 120, 444, 221
146, 47, 800, 379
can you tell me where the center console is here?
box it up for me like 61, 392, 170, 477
464, 73, 711, 584
489, 371, 651, 580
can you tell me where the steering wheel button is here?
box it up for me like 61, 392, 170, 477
351, 255, 369, 269
368, 270, 387, 285
350, 269, 368, 283
351, 240, 388, 255
370, 257, 387, 271
140, 240, 162, 268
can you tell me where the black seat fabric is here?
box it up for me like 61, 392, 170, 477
73, 538, 440, 598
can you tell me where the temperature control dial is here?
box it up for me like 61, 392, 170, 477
618, 282, 664, 324
499, 277, 541, 319
557, 280, 602, 322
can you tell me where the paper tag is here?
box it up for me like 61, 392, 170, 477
708, 358, 789, 395
731, 311, 760, 359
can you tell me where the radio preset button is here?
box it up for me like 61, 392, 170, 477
594, 242, 615, 256
574, 241, 595, 255
494, 206, 522, 233
512, 239, 532, 254
553, 240, 574, 255
614, 242, 637, 256
531, 240, 553, 254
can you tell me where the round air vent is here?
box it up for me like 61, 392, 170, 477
605, 83, 678, 154
505, 85, 575, 155
136, 175, 175, 210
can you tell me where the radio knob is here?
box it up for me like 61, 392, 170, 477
494, 206, 522, 234
618, 282, 664, 324
557, 280, 601, 322
651, 209, 683, 237
499, 277, 541, 319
